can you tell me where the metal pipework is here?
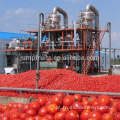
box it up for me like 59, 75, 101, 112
86, 4, 99, 29
36, 13, 44, 89
53, 7, 68, 28
0, 87, 120, 97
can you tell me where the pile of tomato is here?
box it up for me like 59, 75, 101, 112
1, 93, 120, 120
0, 69, 120, 98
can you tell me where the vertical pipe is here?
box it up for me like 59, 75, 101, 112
105, 49, 106, 70
114, 49, 115, 65
83, 30, 86, 74
99, 47, 101, 73
16, 52, 18, 73
71, 30, 74, 49
62, 31, 64, 49
30, 51, 32, 70
74, 21, 76, 47
107, 22, 111, 69
36, 13, 44, 89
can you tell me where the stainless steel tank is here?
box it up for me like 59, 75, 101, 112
81, 11, 94, 28
45, 13, 61, 29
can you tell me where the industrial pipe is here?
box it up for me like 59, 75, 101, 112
0, 87, 120, 96
53, 7, 68, 28
86, 4, 99, 29
36, 13, 44, 89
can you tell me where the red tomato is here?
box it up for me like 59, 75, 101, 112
109, 106, 117, 114
10, 108, 20, 113
60, 106, 69, 113
116, 102, 120, 112
44, 114, 54, 120
12, 103, 18, 108
113, 112, 120, 120
71, 101, 84, 113
56, 93, 66, 99
101, 113, 113, 120
51, 96, 63, 106
73, 94, 82, 102
1, 116, 9, 120
37, 97, 47, 107
88, 111, 101, 120
25, 117, 35, 120
91, 100, 99, 108
34, 115, 42, 120
26, 109, 37, 117
2, 105, 11, 112
63, 96, 75, 107
82, 97, 89, 106
88, 96, 97, 106
97, 105, 109, 114
19, 113, 28, 120
80, 109, 91, 120
22, 104, 30, 113
65, 110, 79, 120
17, 103, 24, 109
98, 95, 111, 106
54, 111, 65, 120
10, 112, 20, 119
7, 103, 13, 109
30, 101, 40, 112
38, 106, 47, 117
40, 117, 48, 120
47, 103, 59, 115
45, 100, 52, 106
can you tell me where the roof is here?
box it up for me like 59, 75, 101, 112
0, 32, 29, 39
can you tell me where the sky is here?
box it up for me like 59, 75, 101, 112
0, 0, 120, 51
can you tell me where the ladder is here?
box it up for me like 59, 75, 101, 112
82, 30, 106, 74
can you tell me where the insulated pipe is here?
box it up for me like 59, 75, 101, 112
86, 4, 99, 29
36, 13, 44, 89
53, 7, 68, 28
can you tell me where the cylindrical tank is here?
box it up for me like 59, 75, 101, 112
81, 11, 94, 28
45, 13, 61, 29
48, 13, 61, 23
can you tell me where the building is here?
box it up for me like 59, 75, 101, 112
0, 32, 30, 74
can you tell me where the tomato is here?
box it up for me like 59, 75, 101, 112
82, 97, 89, 106
63, 96, 75, 107
80, 109, 91, 120
98, 95, 111, 106
88, 96, 97, 106
38, 106, 47, 117
19, 113, 28, 120
97, 105, 109, 114
34, 115, 42, 120
10, 108, 20, 113
10, 112, 20, 119
60, 106, 69, 113
25, 117, 35, 120
17, 103, 24, 109
88, 111, 101, 120
26, 109, 37, 117
12, 103, 18, 108
56, 93, 66, 99
51, 96, 63, 106
47, 103, 59, 115
1, 116, 9, 120
65, 110, 79, 120
2, 105, 11, 112
30, 101, 40, 112
37, 97, 47, 107
101, 113, 113, 120
44, 114, 54, 120
113, 112, 120, 120
22, 104, 30, 113
91, 100, 99, 110
71, 101, 84, 113
54, 111, 65, 120
73, 94, 82, 102
116, 102, 120, 112
45, 100, 52, 106
40, 117, 49, 120
7, 103, 13, 109
109, 106, 117, 114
